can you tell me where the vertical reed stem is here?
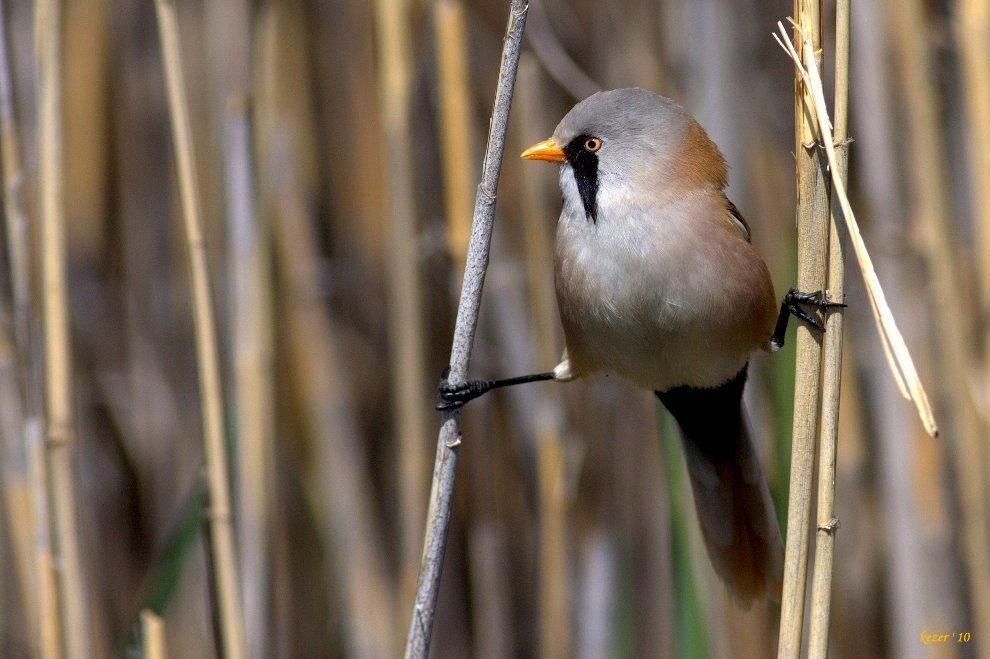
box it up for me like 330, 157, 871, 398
1, 0, 34, 407
257, 8, 397, 652
225, 83, 272, 659
515, 55, 570, 659
141, 610, 167, 659
955, 1, 990, 348
434, 0, 475, 270
209, 0, 274, 652
807, 1, 848, 655
153, 1, 247, 656
892, 1, 990, 652
953, 12, 990, 649
37, 0, 91, 654
0, 3, 57, 656
778, 3, 829, 656
26, 418, 59, 659
404, 2, 529, 656
374, 0, 430, 625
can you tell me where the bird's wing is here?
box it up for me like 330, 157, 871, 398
726, 200, 752, 243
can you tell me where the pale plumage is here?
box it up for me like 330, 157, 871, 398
441, 88, 805, 606
550, 88, 777, 391
545, 88, 782, 606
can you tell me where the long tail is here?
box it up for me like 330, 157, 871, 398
656, 364, 783, 607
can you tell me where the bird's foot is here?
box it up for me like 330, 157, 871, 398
770, 288, 846, 350
436, 368, 557, 410
783, 289, 845, 330
436, 367, 492, 411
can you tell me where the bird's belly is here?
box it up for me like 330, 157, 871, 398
555, 220, 755, 391
562, 295, 749, 391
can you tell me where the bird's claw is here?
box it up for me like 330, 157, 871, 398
771, 288, 847, 349
436, 371, 492, 411
784, 288, 845, 330
787, 288, 846, 309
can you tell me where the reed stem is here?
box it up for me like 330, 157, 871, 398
778, 3, 829, 656
153, 0, 246, 655
208, 0, 274, 652
515, 55, 570, 659
0, 3, 57, 656
257, 8, 397, 652
891, 1, 990, 652
434, 0, 475, 270
375, 0, 430, 634
141, 610, 167, 659
955, 0, 990, 343
807, 0, 848, 654
953, 6, 990, 640
37, 0, 91, 654
404, 2, 529, 656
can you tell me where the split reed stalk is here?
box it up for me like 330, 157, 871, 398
891, 1, 990, 652
404, 2, 529, 656
153, 1, 247, 656
780, 20, 944, 655
807, 0, 848, 655
778, 3, 829, 657
515, 55, 570, 659
0, 3, 57, 656
374, 0, 430, 623
37, 0, 91, 655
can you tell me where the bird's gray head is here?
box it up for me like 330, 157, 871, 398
522, 88, 724, 223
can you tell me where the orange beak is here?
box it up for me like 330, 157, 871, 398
521, 138, 566, 162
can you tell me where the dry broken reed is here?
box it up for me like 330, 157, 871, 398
777, 20, 936, 434
776, 10, 941, 653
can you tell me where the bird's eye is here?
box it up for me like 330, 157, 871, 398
583, 137, 602, 153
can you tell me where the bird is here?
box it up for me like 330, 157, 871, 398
438, 88, 842, 607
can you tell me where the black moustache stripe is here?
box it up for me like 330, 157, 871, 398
564, 135, 599, 223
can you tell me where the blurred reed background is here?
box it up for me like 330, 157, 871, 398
0, 0, 987, 656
